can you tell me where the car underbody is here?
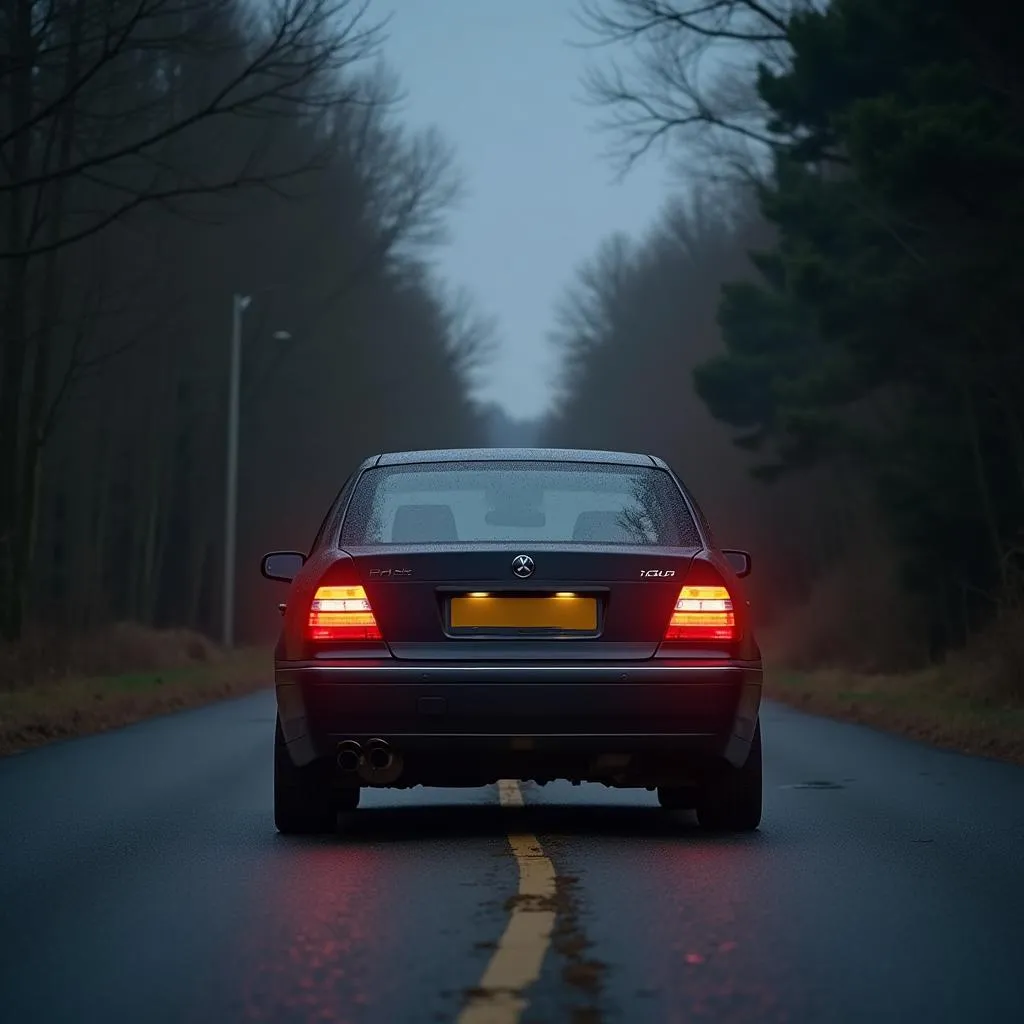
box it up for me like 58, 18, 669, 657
273, 659, 763, 830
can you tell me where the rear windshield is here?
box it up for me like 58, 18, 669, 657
340, 461, 701, 546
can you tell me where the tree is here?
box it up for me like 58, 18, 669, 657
696, 0, 1024, 644
555, 0, 1024, 658
542, 190, 825, 613
576, 0, 818, 178
0, 1, 488, 644
0, 0, 395, 639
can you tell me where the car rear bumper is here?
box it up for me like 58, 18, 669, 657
275, 659, 763, 777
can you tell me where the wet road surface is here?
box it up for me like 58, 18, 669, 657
1, 692, 1022, 1023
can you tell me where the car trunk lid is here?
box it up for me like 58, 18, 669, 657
343, 545, 697, 661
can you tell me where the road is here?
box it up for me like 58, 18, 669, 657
1, 693, 1022, 1024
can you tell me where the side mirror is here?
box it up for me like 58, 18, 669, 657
261, 551, 305, 582
721, 549, 752, 578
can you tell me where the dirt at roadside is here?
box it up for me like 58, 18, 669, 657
0, 643, 270, 757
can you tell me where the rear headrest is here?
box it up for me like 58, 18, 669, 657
572, 510, 633, 543
391, 504, 458, 543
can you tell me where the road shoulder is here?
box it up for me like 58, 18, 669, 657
0, 647, 270, 756
768, 666, 1024, 766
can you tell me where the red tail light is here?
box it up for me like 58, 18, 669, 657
308, 585, 382, 641
664, 562, 738, 642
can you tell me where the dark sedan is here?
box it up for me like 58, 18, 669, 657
261, 447, 763, 833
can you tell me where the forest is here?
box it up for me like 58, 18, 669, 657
547, 0, 1024, 684
5, 0, 1023, 701
0, 0, 490, 654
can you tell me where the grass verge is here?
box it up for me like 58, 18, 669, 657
0, 646, 271, 757
768, 666, 1024, 765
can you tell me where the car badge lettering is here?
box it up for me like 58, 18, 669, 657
640, 569, 675, 578
511, 554, 535, 578
367, 568, 413, 577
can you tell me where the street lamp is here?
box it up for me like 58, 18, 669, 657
222, 294, 291, 648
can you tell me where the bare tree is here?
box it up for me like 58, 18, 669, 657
0, 0, 486, 643
439, 284, 500, 388
553, 233, 635, 349
345, 112, 464, 257
576, 0, 818, 177
1, 0, 387, 257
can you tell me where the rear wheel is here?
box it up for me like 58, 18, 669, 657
695, 719, 762, 832
274, 718, 356, 834
335, 786, 361, 812
657, 785, 697, 811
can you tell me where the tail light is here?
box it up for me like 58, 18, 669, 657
308, 585, 382, 641
664, 562, 738, 642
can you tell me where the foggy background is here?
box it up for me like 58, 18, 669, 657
3, 0, 1023, 699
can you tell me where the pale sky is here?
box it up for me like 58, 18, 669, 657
382, 0, 671, 420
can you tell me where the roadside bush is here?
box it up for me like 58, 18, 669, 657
0, 623, 223, 689
949, 609, 1024, 704
761, 545, 930, 674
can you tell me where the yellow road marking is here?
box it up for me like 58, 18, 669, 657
456, 780, 557, 1024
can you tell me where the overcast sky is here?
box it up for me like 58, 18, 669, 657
382, 0, 671, 420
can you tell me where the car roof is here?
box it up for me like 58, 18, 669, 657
367, 447, 667, 468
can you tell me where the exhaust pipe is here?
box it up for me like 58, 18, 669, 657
364, 738, 393, 771
337, 740, 362, 772
357, 738, 402, 784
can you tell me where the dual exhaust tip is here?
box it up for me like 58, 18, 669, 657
337, 738, 393, 773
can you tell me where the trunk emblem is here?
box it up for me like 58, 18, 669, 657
640, 569, 676, 577
511, 554, 535, 578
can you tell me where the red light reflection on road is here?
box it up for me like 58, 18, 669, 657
232, 843, 390, 1024
628, 839, 805, 1024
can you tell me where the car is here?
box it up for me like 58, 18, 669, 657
261, 447, 763, 834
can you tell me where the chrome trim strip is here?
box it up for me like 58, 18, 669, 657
277, 663, 758, 674
314, 732, 721, 738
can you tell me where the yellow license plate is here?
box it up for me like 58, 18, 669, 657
449, 595, 598, 631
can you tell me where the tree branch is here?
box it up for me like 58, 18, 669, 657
576, 0, 807, 174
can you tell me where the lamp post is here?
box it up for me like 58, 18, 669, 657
222, 292, 291, 648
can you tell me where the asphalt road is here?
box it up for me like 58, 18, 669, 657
1, 693, 1023, 1024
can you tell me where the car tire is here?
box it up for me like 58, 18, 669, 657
657, 785, 697, 811
335, 786, 361, 812
695, 719, 762, 832
274, 717, 344, 834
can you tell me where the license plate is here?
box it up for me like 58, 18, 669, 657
449, 595, 598, 632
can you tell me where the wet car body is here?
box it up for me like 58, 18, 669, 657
263, 447, 763, 832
